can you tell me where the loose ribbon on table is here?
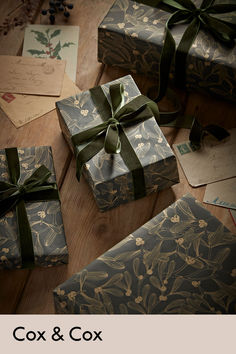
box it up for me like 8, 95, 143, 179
189, 107, 230, 147
0, 148, 59, 268
71, 83, 160, 200
135, 0, 236, 101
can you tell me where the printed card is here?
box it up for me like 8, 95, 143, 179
0, 55, 65, 96
0, 74, 80, 127
173, 129, 236, 187
22, 24, 79, 82
203, 178, 236, 210
229, 209, 236, 226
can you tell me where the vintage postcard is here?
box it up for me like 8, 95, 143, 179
22, 24, 79, 82
173, 129, 236, 187
0, 74, 80, 127
229, 209, 236, 226
203, 178, 236, 210
0, 55, 65, 96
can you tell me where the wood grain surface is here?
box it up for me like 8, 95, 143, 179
0, 0, 235, 314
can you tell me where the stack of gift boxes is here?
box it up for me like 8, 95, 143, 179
1, 0, 236, 314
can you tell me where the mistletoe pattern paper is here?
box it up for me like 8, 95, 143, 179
54, 194, 236, 314
0, 146, 68, 269
23, 24, 79, 82
98, 0, 236, 102
56, 75, 179, 211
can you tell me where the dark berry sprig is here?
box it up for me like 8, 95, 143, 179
0, 0, 38, 36
41, 1, 74, 24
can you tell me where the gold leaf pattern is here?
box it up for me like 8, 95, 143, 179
54, 194, 236, 314
98, 0, 236, 102
0, 146, 68, 269
56, 75, 179, 211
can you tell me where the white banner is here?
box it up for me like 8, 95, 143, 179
0, 315, 235, 354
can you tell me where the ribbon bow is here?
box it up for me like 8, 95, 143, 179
145, 0, 236, 100
0, 148, 59, 268
71, 83, 160, 199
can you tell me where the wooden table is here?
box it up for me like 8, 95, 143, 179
0, 0, 235, 314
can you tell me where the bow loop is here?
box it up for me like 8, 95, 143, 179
0, 148, 60, 268
144, 0, 236, 101
72, 83, 158, 180
0, 161, 56, 217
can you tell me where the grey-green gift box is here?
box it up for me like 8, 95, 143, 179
0, 146, 68, 270
54, 194, 236, 314
98, 0, 236, 103
56, 75, 179, 212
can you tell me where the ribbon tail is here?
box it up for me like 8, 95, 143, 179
153, 9, 192, 102
119, 127, 146, 200
189, 117, 230, 147
5, 148, 20, 184
104, 124, 121, 154
156, 16, 176, 101
75, 136, 105, 181
175, 17, 200, 88
16, 199, 35, 269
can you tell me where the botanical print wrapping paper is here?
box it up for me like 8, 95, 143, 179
56, 75, 179, 211
98, 0, 236, 102
0, 146, 68, 270
54, 194, 236, 314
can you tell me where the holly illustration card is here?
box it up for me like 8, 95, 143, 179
22, 24, 79, 82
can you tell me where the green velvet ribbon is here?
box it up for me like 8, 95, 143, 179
189, 109, 230, 147
135, 0, 236, 100
0, 148, 60, 268
71, 83, 159, 199
135, 0, 233, 144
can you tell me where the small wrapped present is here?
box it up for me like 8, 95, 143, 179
54, 194, 236, 314
56, 75, 179, 211
98, 0, 236, 102
0, 146, 68, 269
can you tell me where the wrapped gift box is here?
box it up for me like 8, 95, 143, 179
54, 194, 236, 314
56, 75, 179, 211
0, 146, 68, 269
98, 0, 236, 102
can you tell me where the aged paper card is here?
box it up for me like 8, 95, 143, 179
229, 209, 236, 226
22, 25, 79, 82
203, 178, 236, 210
173, 129, 236, 187
0, 74, 80, 127
0, 55, 66, 96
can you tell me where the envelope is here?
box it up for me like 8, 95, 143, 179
0, 55, 65, 96
203, 178, 236, 210
173, 129, 236, 187
229, 209, 236, 226
0, 74, 80, 127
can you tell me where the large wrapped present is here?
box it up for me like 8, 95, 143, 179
0, 146, 68, 269
98, 0, 236, 102
56, 75, 179, 211
54, 194, 236, 314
